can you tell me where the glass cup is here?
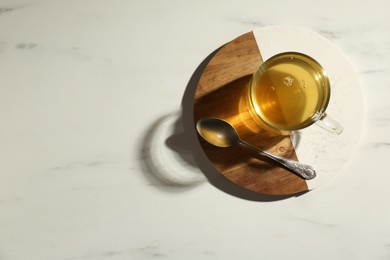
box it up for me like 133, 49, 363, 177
247, 52, 343, 135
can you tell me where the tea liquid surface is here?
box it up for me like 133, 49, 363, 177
250, 60, 324, 130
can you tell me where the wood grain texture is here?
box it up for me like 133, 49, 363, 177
193, 31, 308, 195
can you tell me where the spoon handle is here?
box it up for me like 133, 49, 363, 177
239, 141, 316, 180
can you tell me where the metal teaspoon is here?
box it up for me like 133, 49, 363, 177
196, 117, 316, 180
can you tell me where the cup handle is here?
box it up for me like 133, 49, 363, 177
315, 113, 343, 135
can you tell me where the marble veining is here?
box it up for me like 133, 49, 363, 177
0, 0, 390, 259
0, 7, 17, 15
49, 158, 125, 172
65, 250, 128, 260
290, 216, 336, 228
15, 42, 37, 49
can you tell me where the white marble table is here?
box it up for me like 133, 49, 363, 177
0, 0, 389, 259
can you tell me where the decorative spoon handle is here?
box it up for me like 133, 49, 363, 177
239, 141, 316, 180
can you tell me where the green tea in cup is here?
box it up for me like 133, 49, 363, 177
248, 52, 342, 135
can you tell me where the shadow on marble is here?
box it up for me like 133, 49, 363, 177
140, 45, 307, 201
140, 112, 206, 192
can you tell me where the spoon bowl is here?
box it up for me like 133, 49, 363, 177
196, 117, 239, 147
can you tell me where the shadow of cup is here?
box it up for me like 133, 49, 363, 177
140, 112, 206, 189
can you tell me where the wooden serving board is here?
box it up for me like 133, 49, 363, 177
193, 31, 308, 195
